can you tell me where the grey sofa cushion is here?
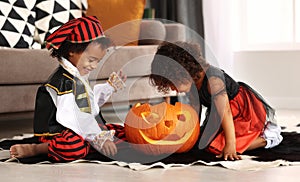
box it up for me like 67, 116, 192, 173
0, 49, 58, 84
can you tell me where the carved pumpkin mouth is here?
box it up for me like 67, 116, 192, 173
138, 129, 194, 145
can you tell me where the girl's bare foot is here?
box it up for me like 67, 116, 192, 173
247, 137, 267, 151
10, 143, 48, 158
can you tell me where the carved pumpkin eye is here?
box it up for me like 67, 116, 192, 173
177, 111, 191, 122
164, 120, 173, 128
177, 114, 186, 121
141, 112, 160, 124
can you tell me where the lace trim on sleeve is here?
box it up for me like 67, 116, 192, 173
87, 130, 115, 152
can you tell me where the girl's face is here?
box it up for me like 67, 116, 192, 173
170, 80, 193, 93
70, 43, 107, 76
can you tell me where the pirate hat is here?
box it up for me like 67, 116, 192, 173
46, 16, 105, 50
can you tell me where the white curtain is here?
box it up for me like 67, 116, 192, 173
203, 0, 235, 75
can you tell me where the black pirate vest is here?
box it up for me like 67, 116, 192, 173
34, 66, 92, 136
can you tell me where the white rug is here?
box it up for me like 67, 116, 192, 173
1, 121, 299, 171
1, 149, 298, 171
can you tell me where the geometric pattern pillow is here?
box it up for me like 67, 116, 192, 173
0, 0, 40, 49
35, 0, 87, 46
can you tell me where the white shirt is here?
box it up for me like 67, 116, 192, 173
46, 58, 115, 147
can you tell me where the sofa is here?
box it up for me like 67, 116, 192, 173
0, 20, 186, 123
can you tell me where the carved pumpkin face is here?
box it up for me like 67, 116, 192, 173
124, 102, 200, 155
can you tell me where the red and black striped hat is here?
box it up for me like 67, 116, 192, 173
46, 16, 105, 50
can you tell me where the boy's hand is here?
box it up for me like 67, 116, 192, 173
100, 140, 117, 156
107, 70, 126, 91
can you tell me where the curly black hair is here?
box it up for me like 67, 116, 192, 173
49, 37, 112, 61
149, 41, 209, 93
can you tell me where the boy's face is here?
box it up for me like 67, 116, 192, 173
70, 43, 106, 76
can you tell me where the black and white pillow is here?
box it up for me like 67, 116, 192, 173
0, 0, 39, 49
35, 0, 87, 45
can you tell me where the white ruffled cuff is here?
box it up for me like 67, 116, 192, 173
88, 130, 115, 152
107, 72, 126, 92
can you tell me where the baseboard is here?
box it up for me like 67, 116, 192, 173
267, 97, 300, 110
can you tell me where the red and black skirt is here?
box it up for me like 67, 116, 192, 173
207, 84, 269, 154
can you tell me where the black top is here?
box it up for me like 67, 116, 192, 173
198, 65, 240, 108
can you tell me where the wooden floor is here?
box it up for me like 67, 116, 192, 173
0, 162, 299, 182
0, 109, 299, 182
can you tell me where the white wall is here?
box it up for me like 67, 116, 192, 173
233, 50, 300, 110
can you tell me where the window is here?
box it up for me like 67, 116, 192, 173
233, 0, 300, 50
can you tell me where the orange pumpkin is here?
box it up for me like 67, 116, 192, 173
124, 102, 200, 155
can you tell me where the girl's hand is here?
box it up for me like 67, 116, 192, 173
100, 140, 117, 156
216, 143, 241, 160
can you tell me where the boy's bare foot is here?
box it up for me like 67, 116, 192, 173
10, 143, 48, 158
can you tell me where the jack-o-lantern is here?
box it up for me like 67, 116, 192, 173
124, 102, 200, 155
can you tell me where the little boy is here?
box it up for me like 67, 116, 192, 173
10, 16, 126, 162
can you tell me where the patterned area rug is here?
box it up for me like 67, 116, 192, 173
1, 126, 300, 171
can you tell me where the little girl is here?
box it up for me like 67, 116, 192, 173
150, 41, 283, 160
10, 16, 126, 162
